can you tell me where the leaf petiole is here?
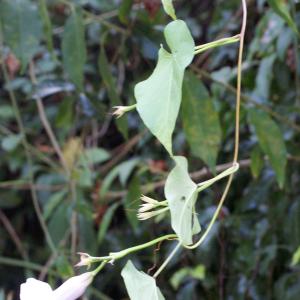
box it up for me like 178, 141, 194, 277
196, 163, 239, 193
194, 35, 240, 55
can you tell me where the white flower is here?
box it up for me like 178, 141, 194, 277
20, 279, 54, 300
20, 272, 93, 300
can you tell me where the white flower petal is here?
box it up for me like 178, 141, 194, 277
20, 278, 54, 300
53, 272, 93, 300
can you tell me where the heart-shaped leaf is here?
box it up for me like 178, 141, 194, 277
135, 20, 194, 155
121, 260, 165, 300
165, 156, 200, 245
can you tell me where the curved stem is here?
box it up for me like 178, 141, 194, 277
234, 0, 247, 163
185, 0, 247, 250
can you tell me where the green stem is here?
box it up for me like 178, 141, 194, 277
90, 234, 177, 262
92, 261, 108, 276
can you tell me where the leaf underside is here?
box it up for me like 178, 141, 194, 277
121, 260, 165, 300
165, 156, 200, 245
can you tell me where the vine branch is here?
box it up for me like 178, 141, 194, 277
184, 0, 247, 250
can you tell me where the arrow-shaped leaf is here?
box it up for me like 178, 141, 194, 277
135, 20, 194, 155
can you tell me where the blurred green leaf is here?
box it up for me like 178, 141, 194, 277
291, 246, 300, 266
98, 47, 128, 139
44, 189, 67, 221
170, 264, 205, 289
80, 148, 110, 166
0, 191, 22, 208
135, 20, 195, 155
0, 105, 14, 119
62, 8, 86, 91
182, 71, 221, 171
253, 54, 276, 101
118, 0, 133, 24
55, 97, 75, 128
250, 146, 264, 179
118, 158, 140, 186
0, 0, 43, 71
248, 108, 287, 188
124, 176, 141, 231
55, 254, 73, 277
267, 0, 298, 34
165, 156, 200, 245
1, 134, 22, 152
78, 211, 97, 253
97, 202, 120, 245
38, 0, 54, 54
48, 202, 70, 244
121, 260, 165, 300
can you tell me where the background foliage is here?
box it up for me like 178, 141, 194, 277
0, 0, 300, 299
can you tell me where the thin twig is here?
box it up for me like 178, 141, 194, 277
29, 61, 70, 176
0, 210, 28, 260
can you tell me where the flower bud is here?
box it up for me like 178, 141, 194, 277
112, 104, 136, 119
75, 252, 92, 269
138, 203, 156, 213
140, 195, 159, 205
112, 106, 127, 118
